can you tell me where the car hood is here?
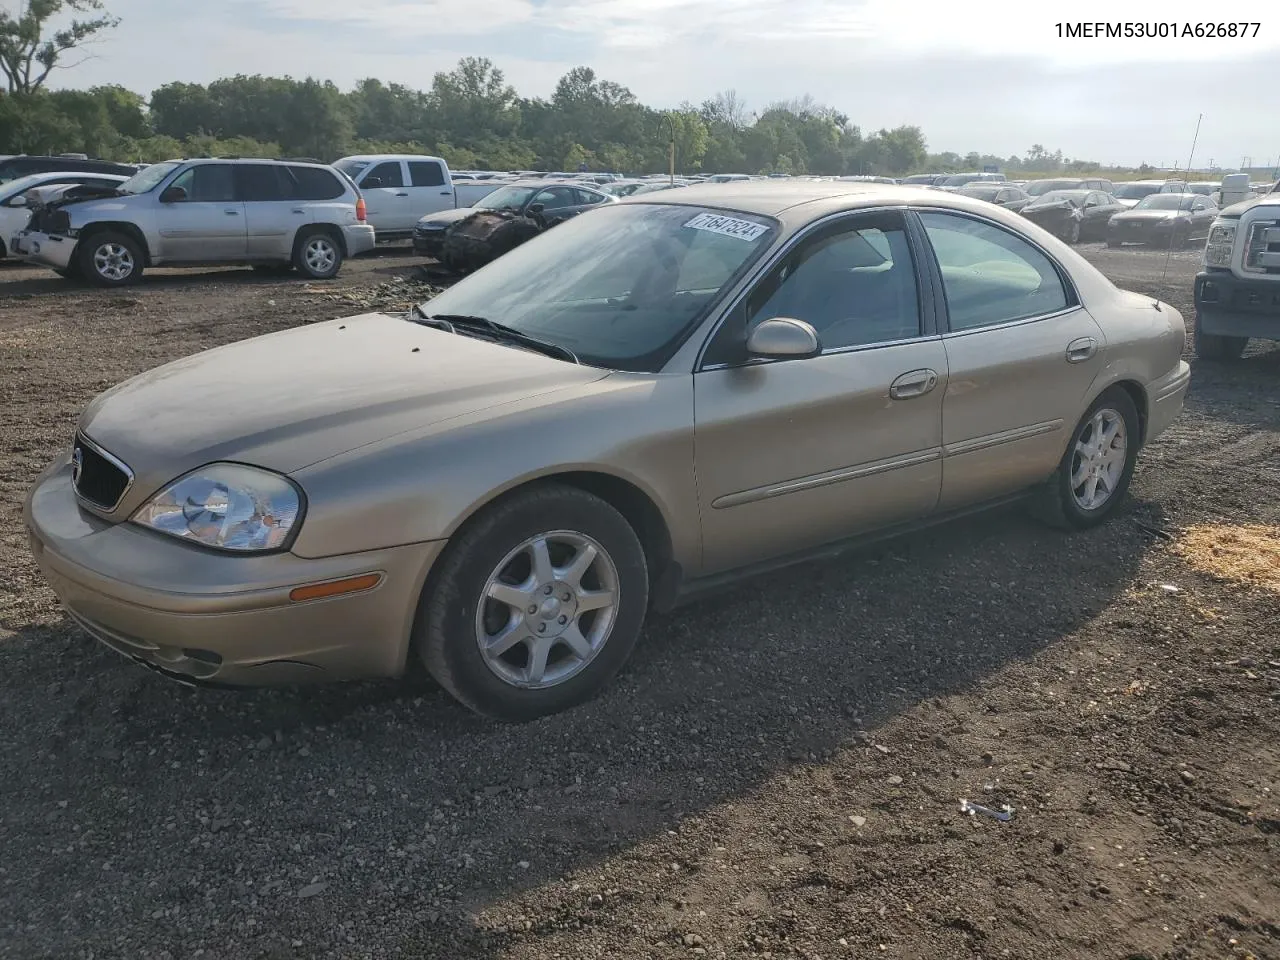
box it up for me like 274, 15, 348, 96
78, 313, 609, 507
417, 207, 478, 229
1219, 194, 1280, 218
1023, 202, 1076, 215
1111, 209, 1182, 222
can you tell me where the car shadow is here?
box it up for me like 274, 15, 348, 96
0, 497, 1160, 956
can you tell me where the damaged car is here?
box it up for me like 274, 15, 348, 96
412, 180, 616, 271
0, 172, 128, 258
13, 158, 375, 286
1020, 189, 1124, 243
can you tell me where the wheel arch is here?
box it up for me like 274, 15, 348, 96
1082, 376, 1148, 448
297, 222, 347, 257
78, 221, 152, 265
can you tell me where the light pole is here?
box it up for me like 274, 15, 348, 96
661, 114, 675, 185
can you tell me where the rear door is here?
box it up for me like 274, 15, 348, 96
356, 160, 410, 232
152, 163, 246, 262
236, 164, 299, 259
405, 160, 455, 220
916, 210, 1105, 510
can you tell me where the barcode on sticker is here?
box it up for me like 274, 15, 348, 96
683, 212, 768, 242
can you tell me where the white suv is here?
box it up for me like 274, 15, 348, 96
13, 158, 376, 286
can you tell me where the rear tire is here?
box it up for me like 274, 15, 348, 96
417, 485, 649, 722
293, 230, 343, 280
1032, 387, 1139, 531
78, 231, 143, 287
1194, 313, 1247, 360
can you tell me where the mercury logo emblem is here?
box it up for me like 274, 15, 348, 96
71, 446, 84, 486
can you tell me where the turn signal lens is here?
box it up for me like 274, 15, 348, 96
355, 198, 367, 222
289, 573, 382, 603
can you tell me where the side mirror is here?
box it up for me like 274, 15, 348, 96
159, 185, 187, 204
527, 202, 545, 215
746, 317, 821, 359
362, 176, 384, 188
8, 194, 26, 208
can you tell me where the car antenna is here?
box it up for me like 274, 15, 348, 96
1159, 112, 1203, 291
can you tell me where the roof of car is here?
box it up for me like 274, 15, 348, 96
618, 180, 1011, 218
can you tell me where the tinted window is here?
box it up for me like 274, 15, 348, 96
235, 164, 289, 202
168, 164, 236, 202
365, 161, 404, 188
289, 165, 345, 200
533, 187, 576, 209
920, 212, 1070, 331
743, 212, 921, 352
408, 161, 445, 187
574, 188, 607, 205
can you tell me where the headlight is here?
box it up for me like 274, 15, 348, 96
1204, 219, 1236, 267
131, 463, 302, 552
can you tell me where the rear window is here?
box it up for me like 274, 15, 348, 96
408, 161, 445, 187
289, 165, 345, 200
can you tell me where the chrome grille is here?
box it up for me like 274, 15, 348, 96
72, 434, 132, 512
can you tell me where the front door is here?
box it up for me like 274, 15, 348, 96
153, 163, 246, 262
914, 210, 1107, 511
694, 209, 947, 575
356, 160, 411, 232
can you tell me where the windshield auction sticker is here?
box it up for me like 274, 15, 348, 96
684, 212, 769, 242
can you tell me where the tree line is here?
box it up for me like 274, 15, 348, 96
0, 4, 1107, 176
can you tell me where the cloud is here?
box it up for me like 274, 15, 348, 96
39, 0, 1276, 167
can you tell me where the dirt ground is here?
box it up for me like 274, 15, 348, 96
0, 242, 1277, 960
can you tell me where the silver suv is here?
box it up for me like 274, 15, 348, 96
14, 158, 376, 286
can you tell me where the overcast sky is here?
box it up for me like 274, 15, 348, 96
36, 0, 1279, 168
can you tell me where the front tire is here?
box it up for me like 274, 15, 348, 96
293, 230, 343, 280
1194, 313, 1247, 360
417, 485, 649, 722
1033, 387, 1139, 530
78, 231, 143, 287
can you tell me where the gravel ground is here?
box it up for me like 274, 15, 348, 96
0, 243, 1277, 960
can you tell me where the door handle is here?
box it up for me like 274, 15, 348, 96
889, 368, 939, 400
395, 192, 409, 197
439, 191, 452, 196
1066, 337, 1098, 363
224, 209, 240, 216
291, 208, 305, 214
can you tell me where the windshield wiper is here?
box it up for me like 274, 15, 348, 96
408, 307, 579, 364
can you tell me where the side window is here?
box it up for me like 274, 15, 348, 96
533, 187, 574, 210
574, 188, 606, 205
365, 161, 404, 188
919, 212, 1071, 332
706, 210, 921, 366
408, 161, 445, 187
235, 164, 289, 202
288, 165, 345, 200
168, 164, 236, 202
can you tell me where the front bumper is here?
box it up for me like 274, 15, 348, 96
1194, 269, 1280, 340
24, 458, 445, 686
342, 223, 377, 257
1108, 220, 1181, 245
413, 230, 446, 258
1145, 360, 1191, 445
12, 229, 76, 270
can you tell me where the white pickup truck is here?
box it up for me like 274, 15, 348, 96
332, 155, 507, 241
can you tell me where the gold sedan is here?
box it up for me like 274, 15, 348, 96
24, 182, 1191, 720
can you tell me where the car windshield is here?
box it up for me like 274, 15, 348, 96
333, 158, 370, 179
1134, 195, 1193, 211
1187, 184, 1216, 195
117, 161, 180, 194
1027, 190, 1083, 207
1024, 180, 1080, 196
960, 185, 1002, 199
1114, 183, 1162, 200
412, 203, 777, 373
474, 185, 539, 211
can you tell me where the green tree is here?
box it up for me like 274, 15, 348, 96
0, 0, 119, 95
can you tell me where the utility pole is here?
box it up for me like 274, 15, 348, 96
661, 114, 675, 185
